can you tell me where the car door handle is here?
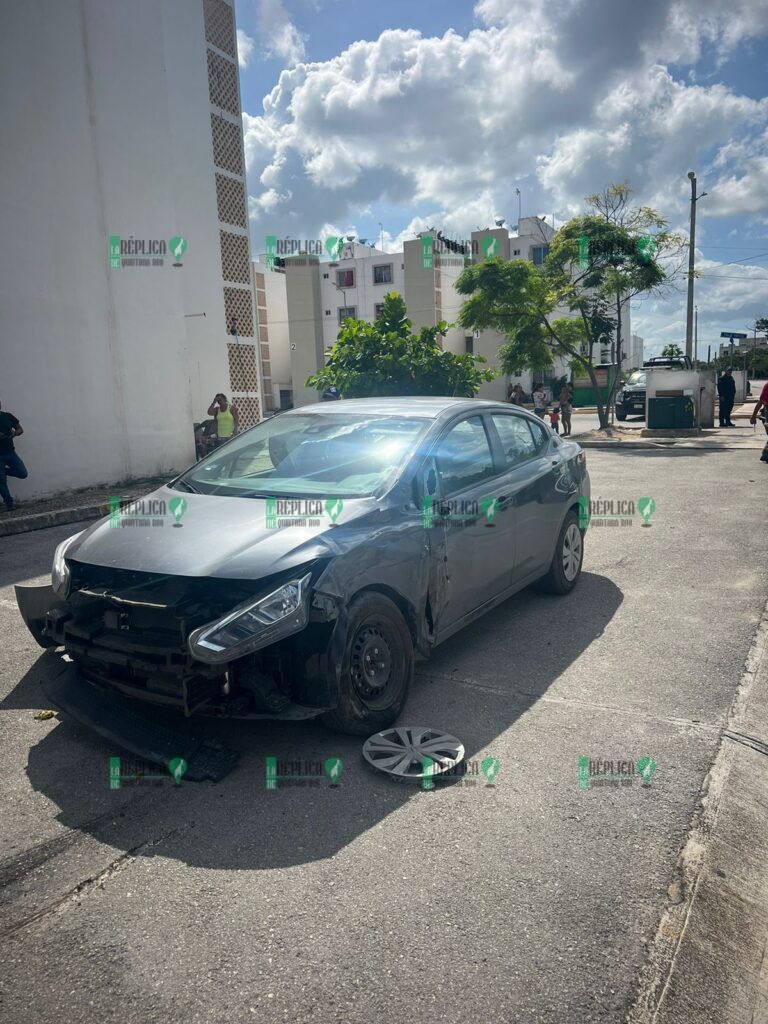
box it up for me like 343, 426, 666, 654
497, 494, 515, 508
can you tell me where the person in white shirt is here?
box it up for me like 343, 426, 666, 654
532, 384, 547, 418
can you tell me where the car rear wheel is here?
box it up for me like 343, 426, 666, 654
321, 592, 413, 735
536, 510, 584, 595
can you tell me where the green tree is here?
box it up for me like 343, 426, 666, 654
661, 344, 684, 358
305, 292, 496, 398
455, 185, 685, 428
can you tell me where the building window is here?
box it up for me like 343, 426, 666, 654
279, 389, 293, 410
373, 264, 393, 285
324, 309, 331, 316
374, 303, 385, 317
322, 272, 329, 279
338, 306, 357, 323
465, 335, 474, 354
531, 246, 549, 266
336, 269, 355, 288
513, 249, 521, 256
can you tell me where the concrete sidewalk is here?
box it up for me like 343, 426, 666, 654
629, 604, 768, 1024
0, 477, 168, 538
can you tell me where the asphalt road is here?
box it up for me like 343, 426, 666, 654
1, 448, 767, 1024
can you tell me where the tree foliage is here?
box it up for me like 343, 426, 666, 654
456, 184, 685, 428
305, 292, 496, 398
661, 343, 684, 358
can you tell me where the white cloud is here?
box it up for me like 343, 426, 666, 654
241, 0, 768, 347
236, 29, 255, 69
258, 0, 307, 65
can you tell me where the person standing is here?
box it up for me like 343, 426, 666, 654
510, 384, 526, 406
207, 393, 239, 446
0, 399, 28, 511
549, 407, 560, 434
558, 383, 573, 436
532, 383, 547, 418
717, 369, 736, 427
749, 380, 768, 463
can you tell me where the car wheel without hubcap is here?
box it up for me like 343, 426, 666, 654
321, 592, 413, 735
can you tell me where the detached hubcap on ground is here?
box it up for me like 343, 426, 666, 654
562, 522, 582, 581
363, 727, 465, 781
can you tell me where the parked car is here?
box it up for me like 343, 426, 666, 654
18, 398, 590, 737
616, 369, 647, 420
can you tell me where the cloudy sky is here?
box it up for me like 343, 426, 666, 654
234, 0, 768, 357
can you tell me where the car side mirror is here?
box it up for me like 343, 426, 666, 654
412, 463, 439, 510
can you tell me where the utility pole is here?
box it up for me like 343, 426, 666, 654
515, 188, 521, 225
694, 305, 698, 367
685, 171, 707, 362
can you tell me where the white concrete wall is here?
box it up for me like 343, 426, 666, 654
0, 0, 229, 498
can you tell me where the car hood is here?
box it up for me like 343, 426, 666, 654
67, 486, 380, 580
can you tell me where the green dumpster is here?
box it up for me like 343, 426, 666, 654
647, 395, 694, 429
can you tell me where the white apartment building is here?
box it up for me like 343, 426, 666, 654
0, 0, 260, 497
252, 215, 629, 407
253, 260, 291, 414
627, 333, 645, 370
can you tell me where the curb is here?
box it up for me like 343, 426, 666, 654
0, 503, 107, 538
628, 602, 768, 1023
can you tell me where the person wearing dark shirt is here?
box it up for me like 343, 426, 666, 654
717, 369, 736, 427
0, 400, 27, 510
749, 380, 768, 464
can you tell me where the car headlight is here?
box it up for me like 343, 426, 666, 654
188, 572, 312, 664
51, 531, 84, 597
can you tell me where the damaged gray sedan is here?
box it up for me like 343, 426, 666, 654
18, 398, 589, 735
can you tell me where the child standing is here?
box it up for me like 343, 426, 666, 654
549, 406, 560, 434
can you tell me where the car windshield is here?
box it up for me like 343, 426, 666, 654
173, 412, 430, 498
626, 371, 646, 386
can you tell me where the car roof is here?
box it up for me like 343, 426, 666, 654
280, 397, 515, 420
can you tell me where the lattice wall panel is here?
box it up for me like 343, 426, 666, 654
228, 342, 259, 394
216, 173, 247, 228
211, 114, 243, 175
233, 395, 260, 429
224, 286, 254, 336
220, 230, 250, 283
203, 0, 236, 56
207, 50, 239, 116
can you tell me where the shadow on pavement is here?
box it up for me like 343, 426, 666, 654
5, 571, 622, 870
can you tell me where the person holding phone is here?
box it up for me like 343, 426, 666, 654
207, 393, 239, 446
0, 399, 28, 510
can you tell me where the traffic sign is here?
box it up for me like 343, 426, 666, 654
720, 331, 748, 339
